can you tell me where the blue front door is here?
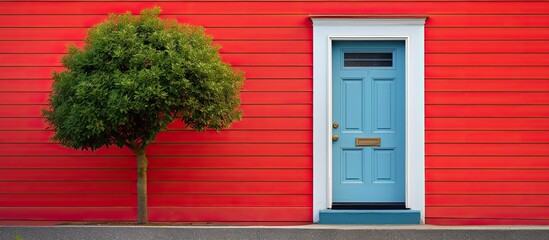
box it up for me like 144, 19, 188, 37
332, 41, 405, 206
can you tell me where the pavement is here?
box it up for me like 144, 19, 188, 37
1, 225, 549, 240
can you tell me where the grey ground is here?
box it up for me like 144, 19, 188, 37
1, 225, 549, 240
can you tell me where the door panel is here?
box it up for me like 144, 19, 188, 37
332, 41, 405, 205
342, 149, 363, 183
373, 78, 396, 132
342, 78, 364, 132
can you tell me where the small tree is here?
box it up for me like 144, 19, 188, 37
42, 7, 243, 224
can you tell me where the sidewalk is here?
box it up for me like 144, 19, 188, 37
1, 225, 549, 240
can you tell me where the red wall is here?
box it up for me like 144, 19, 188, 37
0, 1, 548, 225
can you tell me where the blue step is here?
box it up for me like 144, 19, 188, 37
319, 209, 420, 224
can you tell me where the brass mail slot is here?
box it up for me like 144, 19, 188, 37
355, 138, 381, 147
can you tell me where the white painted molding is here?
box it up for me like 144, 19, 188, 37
312, 17, 426, 223
312, 18, 427, 26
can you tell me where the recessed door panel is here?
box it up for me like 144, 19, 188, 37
342, 79, 364, 132
373, 148, 396, 183
373, 78, 396, 133
342, 149, 363, 183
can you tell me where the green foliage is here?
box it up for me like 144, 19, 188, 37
43, 7, 243, 152
15, 233, 24, 240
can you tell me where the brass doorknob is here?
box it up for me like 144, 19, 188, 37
332, 134, 339, 141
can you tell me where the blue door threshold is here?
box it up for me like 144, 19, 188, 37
319, 209, 421, 224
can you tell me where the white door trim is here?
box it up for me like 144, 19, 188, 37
312, 18, 426, 223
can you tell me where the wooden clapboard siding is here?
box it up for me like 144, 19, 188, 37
0, 169, 313, 181
1, 1, 549, 15
426, 131, 549, 143
2, 14, 549, 28
0, 79, 313, 91
0, 194, 311, 207
426, 156, 549, 169
0, 156, 312, 169
0, 53, 313, 67
0, 0, 548, 226
0, 117, 313, 131
0, 66, 313, 79
0, 143, 313, 156
426, 118, 549, 131
0, 130, 313, 143
0, 181, 312, 194
0, 92, 313, 105
426, 80, 549, 92
0, 105, 313, 118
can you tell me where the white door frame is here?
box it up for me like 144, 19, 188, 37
311, 17, 426, 223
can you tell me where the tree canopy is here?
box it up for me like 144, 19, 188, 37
43, 7, 244, 154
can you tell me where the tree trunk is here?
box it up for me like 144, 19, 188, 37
136, 152, 148, 224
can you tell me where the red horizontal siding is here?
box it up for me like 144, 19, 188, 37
243, 80, 312, 91
0, 53, 313, 67
426, 118, 549, 130
0, 91, 313, 105
1, 0, 548, 226
426, 131, 549, 143
1, 1, 548, 15
0, 143, 313, 156
427, 207, 549, 220
0, 207, 136, 221
0, 40, 313, 54
149, 207, 313, 222
425, 54, 549, 66
0, 79, 312, 92
0, 130, 312, 143
0, 182, 312, 194
0, 105, 313, 118
426, 218, 549, 225
426, 66, 549, 79
2, 14, 548, 28
0, 117, 312, 130
0, 15, 313, 28
426, 80, 549, 92
0, 156, 312, 169
426, 105, 549, 117
0, 41, 83, 54
0, 80, 53, 91
149, 195, 312, 207
426, 156, 549, 169
426, 182, 549, 195
425, 41, 549, 53
426, 169, 549, 181
427, 195, 549, 207
0, 28, 87, 41
0, 169, 137, 181
207, 28, 313, 41
0, 27, 314, 42
0, 207, 312, 222
0, 169, 312, 181
0, 194, 137, 207
426, 28, 549, 40
0, 66, 313, 79
426, 143, 549, 156
426, 92, 549, 105
0, 194, 311, 207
